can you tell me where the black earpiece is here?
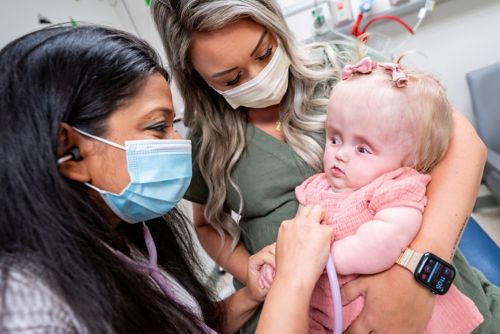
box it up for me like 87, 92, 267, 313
57, 147, 80, 165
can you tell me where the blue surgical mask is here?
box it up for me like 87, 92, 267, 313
73, 128, 192, 223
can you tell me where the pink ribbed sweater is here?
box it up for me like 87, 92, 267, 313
295, 168, 483, 334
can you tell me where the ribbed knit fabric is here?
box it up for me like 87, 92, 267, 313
0, 250, 207, 333
296, 168, 483, 333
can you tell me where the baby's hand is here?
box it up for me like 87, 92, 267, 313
258, 263, 276, 289
247, 243, 276, 302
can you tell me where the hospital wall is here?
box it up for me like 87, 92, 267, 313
1, 0, 499, 126
0, 0, 135, 47
0, 0, 174, 117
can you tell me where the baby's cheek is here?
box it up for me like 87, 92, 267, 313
323, 147, 335, 167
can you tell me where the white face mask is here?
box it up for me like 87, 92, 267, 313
213, 45, 291, 109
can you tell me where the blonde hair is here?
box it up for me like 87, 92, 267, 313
331, 58, 453, 174
151, 0, 344, 248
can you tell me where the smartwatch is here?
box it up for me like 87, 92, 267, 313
396, 248, 455, 295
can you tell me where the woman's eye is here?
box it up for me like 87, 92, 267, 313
225, 72, 242, 86
256, 47, 272, 61
146, 122, 168, 133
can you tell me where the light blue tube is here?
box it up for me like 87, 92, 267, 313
326, 254, 343, 334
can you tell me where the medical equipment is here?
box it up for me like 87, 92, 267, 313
312, 6, 330, 35
350, 0, 436, 53
282, 0, 332, 17
57, 147, 80, 165
330, 0, 354, 26
352, 0, 414, 40
388, 0, 435, 53
72, 127, 192, 224
326, 254, 343, 334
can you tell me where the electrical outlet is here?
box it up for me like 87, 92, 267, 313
329, 0, 353, 26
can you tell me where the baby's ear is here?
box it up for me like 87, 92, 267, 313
57, 123, 92, 183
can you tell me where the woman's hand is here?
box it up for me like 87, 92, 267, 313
256, 205, 333, 334
274, 204, 333, 287
245, 243, 277, 302
342, 265, 435, 334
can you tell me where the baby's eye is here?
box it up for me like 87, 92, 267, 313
331, 137, 341, 145
226, 72, 242, 86
356, 146, 372, 154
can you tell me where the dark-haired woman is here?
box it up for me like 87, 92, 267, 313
0, 25, 332, 333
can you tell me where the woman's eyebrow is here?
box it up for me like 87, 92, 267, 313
141, 107, 174, 121
210, 30, 268, 79
250, 30, 268, 57
212, 66, 238, 78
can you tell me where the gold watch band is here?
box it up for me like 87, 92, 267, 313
396, 248, 423, 273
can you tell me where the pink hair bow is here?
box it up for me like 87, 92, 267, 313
341, 57, 377, 80
341, 57, 408, 88
378, 62, 408, 88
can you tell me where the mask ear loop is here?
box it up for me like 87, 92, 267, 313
72, 127, 126, 150
57, 147, 80, 165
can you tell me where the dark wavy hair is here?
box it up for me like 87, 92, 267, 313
0, 25, 221, 333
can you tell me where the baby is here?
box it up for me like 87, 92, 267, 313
260, 57, 483, 333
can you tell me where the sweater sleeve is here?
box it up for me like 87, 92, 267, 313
1, 268, 85, 333
368, 168, 430, 214
332, 169, 430, 275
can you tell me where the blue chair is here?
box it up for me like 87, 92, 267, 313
459, 217, 500, 286
466, 62, 500, 204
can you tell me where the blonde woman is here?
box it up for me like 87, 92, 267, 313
152, 1, 498, 333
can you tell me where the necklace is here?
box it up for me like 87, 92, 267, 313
275, 120, 282, 131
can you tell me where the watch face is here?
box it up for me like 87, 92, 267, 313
414, 253, 455, 295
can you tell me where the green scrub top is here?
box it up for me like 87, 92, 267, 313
185, 123, 318, 254
184, 123, 323, 334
